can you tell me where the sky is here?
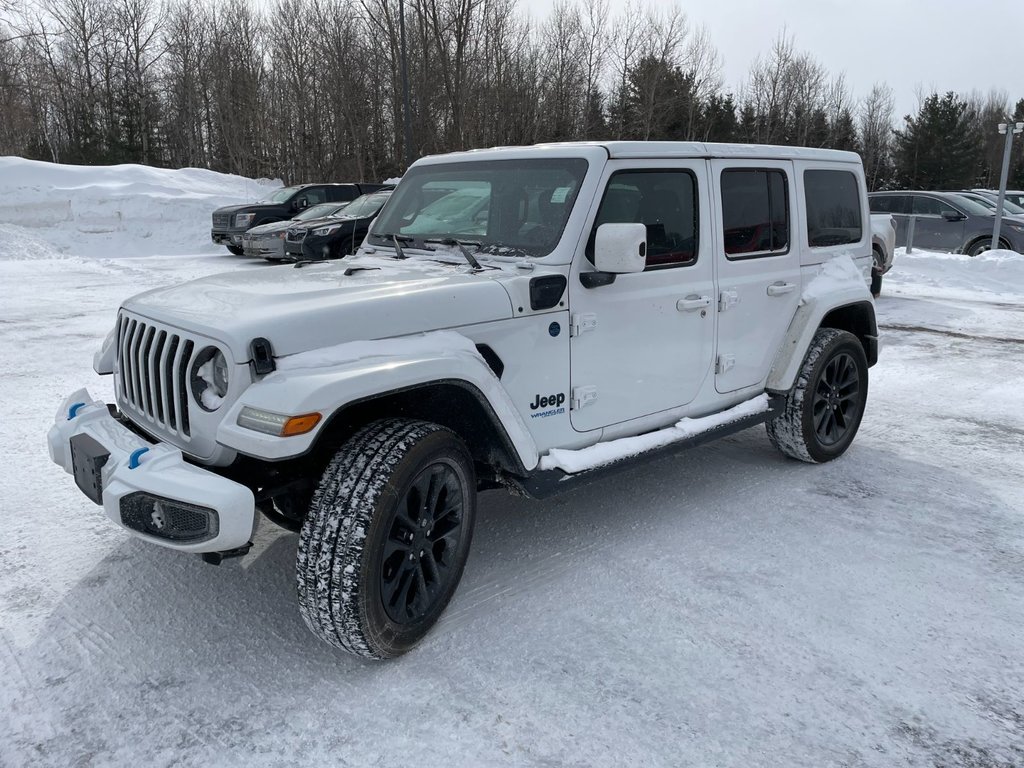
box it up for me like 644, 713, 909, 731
521, 0, 1024, 123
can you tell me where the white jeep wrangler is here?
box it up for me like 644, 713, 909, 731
48, 142, 878, 659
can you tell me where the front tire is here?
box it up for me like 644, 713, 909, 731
296, 419, 477, 659
767, 328, 868, 463
967, 238, 1009, 257
226, 245, 244, 255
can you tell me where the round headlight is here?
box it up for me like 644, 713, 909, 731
191, 347, 229, 411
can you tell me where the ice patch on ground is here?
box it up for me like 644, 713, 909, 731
539, 394, 771, 473
0, 156, 282, 259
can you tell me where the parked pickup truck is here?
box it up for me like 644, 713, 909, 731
212, 183, 387, 255
870, 213, 896, 297
50, 141, 879, 660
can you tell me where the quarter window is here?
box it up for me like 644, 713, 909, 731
589, 170, 699, 268
804, 170, 863, 248
721, 169, 789, 257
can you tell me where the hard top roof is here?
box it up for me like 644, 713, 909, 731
423, 140, 861, 164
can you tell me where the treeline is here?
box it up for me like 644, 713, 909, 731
1, 0, 1023, 190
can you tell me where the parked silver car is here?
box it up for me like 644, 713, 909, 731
868, 190, 1024, 255
241, 201, 351, 260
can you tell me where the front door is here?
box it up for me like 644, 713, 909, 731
911, 195, 966, 251
569, 161, 715, 433
711, 160, 801, 393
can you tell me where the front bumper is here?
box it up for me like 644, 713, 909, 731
47, 388, 256, 554
211, 230, 243, 246
242, 235, 286, 259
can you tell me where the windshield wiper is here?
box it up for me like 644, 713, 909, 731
429, 238, 482, 270
375, 232, 414, 259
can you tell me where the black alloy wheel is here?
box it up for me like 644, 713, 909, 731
812, 351, 861, 447
380, 460, 466, 624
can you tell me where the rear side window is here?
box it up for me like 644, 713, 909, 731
589, 170, 699, 268
721, 169, 789, 257
869, 195, 909, 214
326, 186, 357, 202
804, 170, 863, 248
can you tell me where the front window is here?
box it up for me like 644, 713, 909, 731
369, 158, 589, 257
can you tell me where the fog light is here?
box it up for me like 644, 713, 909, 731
119, 492, 218, 543
237, 407, 321, 437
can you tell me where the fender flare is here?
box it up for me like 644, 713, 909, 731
767, 287, 876, 393
215, 332, 539, 470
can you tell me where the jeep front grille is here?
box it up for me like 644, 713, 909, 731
116, 312, 194, 439
212, 213, 231, 229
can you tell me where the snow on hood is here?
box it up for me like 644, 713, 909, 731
122, 255, 515, 360
277, 330, 481, 372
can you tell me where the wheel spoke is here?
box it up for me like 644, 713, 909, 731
385, 563, 415, 611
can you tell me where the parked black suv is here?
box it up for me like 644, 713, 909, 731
284, 189, 393, 261
211, 183, 387, 254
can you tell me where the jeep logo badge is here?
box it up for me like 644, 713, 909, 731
530, 393, 565, 410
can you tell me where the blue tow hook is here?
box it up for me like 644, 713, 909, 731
128, 447, 150, 469
67, 402, 87, 420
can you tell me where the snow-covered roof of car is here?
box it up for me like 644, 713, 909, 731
421, 141, 861, 165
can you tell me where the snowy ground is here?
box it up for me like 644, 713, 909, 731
2, 164, 1024, 767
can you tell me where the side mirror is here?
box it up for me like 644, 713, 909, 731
942, 211, 966, 222
594, 223, 646, 273
294, 197, 309, 211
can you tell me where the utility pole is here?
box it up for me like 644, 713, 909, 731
398, 0, 413, 171
992, 119, 1024, 251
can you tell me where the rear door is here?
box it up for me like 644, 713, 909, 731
711, 160, 800, 393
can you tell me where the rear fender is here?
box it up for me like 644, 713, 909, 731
767, 260, 876, 393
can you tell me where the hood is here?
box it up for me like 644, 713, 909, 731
287, 216, 348, 233
122, 256, 515, 360
247, 219, 295, 235
213, 202, 281, 216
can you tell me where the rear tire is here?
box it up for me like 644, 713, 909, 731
871, 247, 884, 297
767, 328, 868, 464
296, 419, 477, 658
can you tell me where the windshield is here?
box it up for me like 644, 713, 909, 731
369, 158, 589, 257
338, 192, 391, 218
262, 186, 300, 204
976, 195, 1024, 215
294, 202, 346, 221
948, 194, 1001, 216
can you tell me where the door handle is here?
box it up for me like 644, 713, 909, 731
677, 295, 711, 312
767, 282, 796, 297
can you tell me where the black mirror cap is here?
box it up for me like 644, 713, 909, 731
943, 211, 966, 222
529, 275, 567, 310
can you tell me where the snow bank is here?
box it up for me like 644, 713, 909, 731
539, 394, 771, 474
0, 156, 281, 260
887, 247, 1024, 300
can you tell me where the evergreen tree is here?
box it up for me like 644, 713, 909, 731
893, 92, 981, 189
